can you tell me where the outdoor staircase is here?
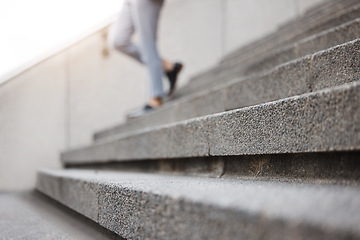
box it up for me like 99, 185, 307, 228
35, 0, 360, 239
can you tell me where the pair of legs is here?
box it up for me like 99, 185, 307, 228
109, 0, 175, 108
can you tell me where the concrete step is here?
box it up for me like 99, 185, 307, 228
220, 1, 360, 67
36, 169, 360, 240
94, 39, 360, 141
62, 80, 360, 165
0, 191, 122, 240
188, 3, 360, 95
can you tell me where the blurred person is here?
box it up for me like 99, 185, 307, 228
109, 0, 183, 118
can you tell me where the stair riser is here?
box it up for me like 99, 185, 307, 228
209, 83, 360, 156
65, 152, 360, 185
226, 39, 360, 109
65, 118, 209, 163
97, 185, 357, 240
95, 39, 360, 140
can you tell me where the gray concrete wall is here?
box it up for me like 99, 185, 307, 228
0, 0, 326, 190
0, 52, 67, 190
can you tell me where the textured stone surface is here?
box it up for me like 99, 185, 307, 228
66, 151, 360, 185
63, 81, 360, 164
222, 151, 360, 184
174, 87, 227, 121
310, 38, 360, 91
209, 81, 360, 156
36, 170, 99, 221
63, 118, 209, 164
37, 169, 360, 240
242, 45, 297, 75
224, 56, 311, 111
0, 191, 122, 240
166, 119, 209, 158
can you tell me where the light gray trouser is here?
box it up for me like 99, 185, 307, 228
109, 0, 164, 98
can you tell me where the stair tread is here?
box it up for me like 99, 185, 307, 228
37, 169, 360, 239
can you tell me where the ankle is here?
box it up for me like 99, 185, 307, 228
162, 60, 173, 72
149, 97, 163, 108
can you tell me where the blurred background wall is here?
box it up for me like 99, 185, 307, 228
0, 0, 326, 190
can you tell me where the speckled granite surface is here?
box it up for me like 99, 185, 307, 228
37, 169, 360, 240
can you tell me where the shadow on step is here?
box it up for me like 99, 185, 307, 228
0, 191, 125, 240
65, 151, 360, 186
33, 191, 126, 240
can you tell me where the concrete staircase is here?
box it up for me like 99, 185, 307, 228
36, 0, 360, 239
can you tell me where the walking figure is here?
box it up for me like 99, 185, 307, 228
109, 0, 183, 118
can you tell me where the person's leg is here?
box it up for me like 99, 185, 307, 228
108, 0, 143, 63
132, 0, 165, 101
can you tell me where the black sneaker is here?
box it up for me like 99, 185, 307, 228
166, 62, 183, 96
127, 104, 154, 119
